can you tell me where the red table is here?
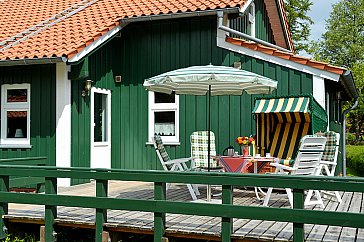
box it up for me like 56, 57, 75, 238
218, 156, 276, 174
218, 156, 278, 200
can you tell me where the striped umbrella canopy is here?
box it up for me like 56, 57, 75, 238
143, 64, 277, 95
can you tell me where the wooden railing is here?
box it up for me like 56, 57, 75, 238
0, 164, 363, 242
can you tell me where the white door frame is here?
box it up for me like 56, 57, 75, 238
90, 87, 111, 169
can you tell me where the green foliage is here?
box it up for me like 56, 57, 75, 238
308, 0, 364, 140
284, 0, 314, 52
1, 234, 37, 242
309, 0, 364, 67
347, 145, 364, 177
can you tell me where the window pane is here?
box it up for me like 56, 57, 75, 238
154, 111, 175, 136
7, 111, 27, 138
94, 93, 108, 142
154, 92, 175, 103
7, 89, 28, 102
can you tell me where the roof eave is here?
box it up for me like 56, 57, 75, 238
0, 57, 67, 66
119, 7, 241, 24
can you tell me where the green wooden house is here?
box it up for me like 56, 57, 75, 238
0, 0, 358, 186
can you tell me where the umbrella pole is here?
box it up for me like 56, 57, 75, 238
207, 85, 211, 202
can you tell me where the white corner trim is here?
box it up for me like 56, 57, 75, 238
56, 62, 71, 187
312, 76, 326, 109
216, 34, 341, 82
68, 25, 124, 63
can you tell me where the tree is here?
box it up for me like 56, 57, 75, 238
309, 0, 364, 141
284, 0, 314, 52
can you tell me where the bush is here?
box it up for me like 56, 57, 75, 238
346, 145, 364, 177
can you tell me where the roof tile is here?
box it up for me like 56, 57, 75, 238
226, 36, 346, 75
0, 0, 245, 60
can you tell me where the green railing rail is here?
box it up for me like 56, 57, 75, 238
0, 157, 47, 189
0, 165, 363, 242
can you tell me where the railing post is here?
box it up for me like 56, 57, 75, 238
96, 180, 108, 242
154, 182, 166, 242
0, 176, 9, 239
45, 177, 57, 242
221, 185, 233, 242
293, 189, 304, 242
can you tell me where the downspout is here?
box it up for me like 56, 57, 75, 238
216, 11, 292, 53
342, 70, 359, 177
342, 97, 359, 177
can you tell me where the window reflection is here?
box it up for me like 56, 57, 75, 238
7, 111, 27, 138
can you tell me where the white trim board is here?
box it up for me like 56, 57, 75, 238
56, 62, 71, 187
313, 76, 326, 109
216, 33, 341, 82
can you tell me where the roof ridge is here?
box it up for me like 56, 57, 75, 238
0, 0, 100, 53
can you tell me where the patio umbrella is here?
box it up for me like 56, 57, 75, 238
144, 64, 277, 200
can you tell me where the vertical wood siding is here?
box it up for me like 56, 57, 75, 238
0, 64, 56, 165
230, 0, 275, 43
70, 16, 313, 174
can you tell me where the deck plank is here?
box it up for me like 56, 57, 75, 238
321, 192, 353, 241
339, 192, 362, 241
356, 192, 364, 242
3, 181, 363, 241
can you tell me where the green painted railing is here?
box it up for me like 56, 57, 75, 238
0, 165, 363, 242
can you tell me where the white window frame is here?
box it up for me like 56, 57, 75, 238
148, 91, 179, 145
248, 2, 256, 38
1, 84, 31, 147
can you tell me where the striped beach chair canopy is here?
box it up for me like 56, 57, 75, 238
253, 95, 328, 165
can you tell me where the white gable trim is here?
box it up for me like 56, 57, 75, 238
216, 33, 341, 82
68, 25, 124, 63
56, 62, 71, 187
313, 76, 326, 109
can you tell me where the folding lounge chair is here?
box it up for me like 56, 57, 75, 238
263, 136, 327, 208
190, 131, 221, 169
152, 134, 200, 200
313, 131, 342, 203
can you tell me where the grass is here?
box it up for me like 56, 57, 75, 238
346, 145, 364, 177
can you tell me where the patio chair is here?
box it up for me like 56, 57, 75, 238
190, 131, 221, 169
311, 131, 342, 203
152, 134, 200, 200
262, 136, 327, 208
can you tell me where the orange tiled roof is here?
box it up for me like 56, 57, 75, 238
226, 36, 346, 75
0, 0, 246, 61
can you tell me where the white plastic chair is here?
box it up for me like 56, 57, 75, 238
263, 136, 327, 208
153, 134, 200, 200
313, 131, 342, 203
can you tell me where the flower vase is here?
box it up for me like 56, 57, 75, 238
242, 145, 249, 157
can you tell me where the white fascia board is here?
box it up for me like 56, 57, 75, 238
68, 25, 123, 63
312, 76, 326, 109
217, 34, 341, 82
56, 62, 71, 187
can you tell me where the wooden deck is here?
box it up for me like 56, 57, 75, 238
5, 180, 364, 241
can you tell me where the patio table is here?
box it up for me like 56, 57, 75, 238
218, 155, 278, 200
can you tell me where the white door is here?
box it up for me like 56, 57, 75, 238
90, 88, 111, 169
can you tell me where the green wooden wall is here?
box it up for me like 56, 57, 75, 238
230, 0, 275, 43
0, 64, 56, 165
70, 15, 313, 178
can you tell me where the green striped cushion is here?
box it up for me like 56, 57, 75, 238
154, 135, 170, 162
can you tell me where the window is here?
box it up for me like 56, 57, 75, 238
1, 84, 31, 146
248, 3, 256, 38
148, 92, 179, 144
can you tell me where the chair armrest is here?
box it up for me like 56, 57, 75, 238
320, 160, 336, 165
270, 163, 295, 171
165, 157, 194, 165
